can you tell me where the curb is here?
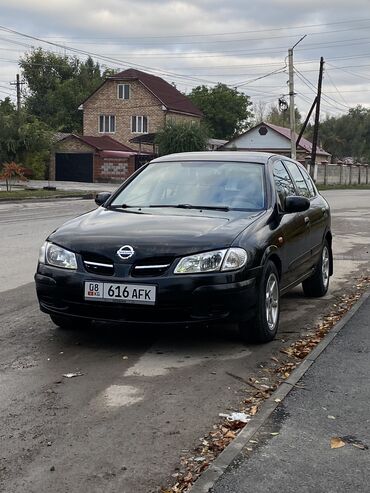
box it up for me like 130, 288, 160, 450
188, 288, 370, 493
0, 194, 95, 204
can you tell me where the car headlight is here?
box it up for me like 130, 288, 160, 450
39, 241, 77, 270
174, 248, 247, 274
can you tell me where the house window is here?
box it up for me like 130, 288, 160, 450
117, 84, 130, 100
99, 115, 116, 133
131, 116, 148, 133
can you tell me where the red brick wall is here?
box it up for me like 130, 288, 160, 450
94, 156, 136, 183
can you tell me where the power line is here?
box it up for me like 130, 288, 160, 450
233, 66, 287, 88
4, 23, 370, 46
0, 25, 221, 86
294, 68, 351, 111
2, 17, 369, 40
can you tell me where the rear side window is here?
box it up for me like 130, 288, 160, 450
299, 166, 316, 197
283, 161, 311, 198
272, 161, 296, 207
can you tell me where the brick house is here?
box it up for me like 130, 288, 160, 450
81, 68, 203, 152
51, 134, 138, 183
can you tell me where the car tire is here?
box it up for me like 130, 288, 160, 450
238, 260, 280, 343
302, 240, 330, 298
49, 314, 92, 330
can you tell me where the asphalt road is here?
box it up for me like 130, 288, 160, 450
0, 191, 369, 493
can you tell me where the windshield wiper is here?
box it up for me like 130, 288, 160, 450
108, 204, 143, 209
149, 204, 230, 211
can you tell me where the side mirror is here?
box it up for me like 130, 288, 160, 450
95, 192, 111, 206
284, 196, 310, 213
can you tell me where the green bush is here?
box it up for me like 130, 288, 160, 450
155, 121, 209, 156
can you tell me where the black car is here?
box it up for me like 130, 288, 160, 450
35, 152, 332, 343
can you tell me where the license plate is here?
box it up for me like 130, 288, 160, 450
84, 281, 156, 305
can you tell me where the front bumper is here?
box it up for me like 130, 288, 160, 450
35, 264, 262, 325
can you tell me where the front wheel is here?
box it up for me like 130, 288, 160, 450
49, 314, 92, 330
238, 261, 280, 343
302, 241, 330, 297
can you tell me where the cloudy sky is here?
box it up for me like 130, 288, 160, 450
1, 0, 370, 120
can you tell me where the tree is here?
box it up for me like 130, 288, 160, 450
0, 100, 52, 178
155, 121, 209, 156
19, 49, 107, 132
305, 105, 370, 162
252, 101, 268, 124
0, 162, 27, 191
265, 104, 302, 129
188, 84, 253, 139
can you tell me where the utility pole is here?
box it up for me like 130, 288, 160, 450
310, 57, 324, 174
288, 35, 306, 160
296, 96, 317, 149
288, 49, 296, 159
10, 74, 23, 113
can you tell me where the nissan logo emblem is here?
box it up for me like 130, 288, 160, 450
117, 245, 135, 260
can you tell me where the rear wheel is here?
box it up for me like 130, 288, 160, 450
302, 241, 330, 297
49, 314, 92, 330
238, 260, 280, 343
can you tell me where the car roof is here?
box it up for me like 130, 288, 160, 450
150, 151, 277, 164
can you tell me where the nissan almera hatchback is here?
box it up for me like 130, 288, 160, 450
35, 152, 332, 343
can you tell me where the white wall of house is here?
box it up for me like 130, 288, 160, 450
224, 127, 289, 150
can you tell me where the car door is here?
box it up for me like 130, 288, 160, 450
298, 164, 329, 264
283, 160, 316, 274
271, 160, 311, 288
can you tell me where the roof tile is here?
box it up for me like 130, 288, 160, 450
109, 68, 203, 117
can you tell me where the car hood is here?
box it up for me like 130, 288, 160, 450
49, 207, 264, 260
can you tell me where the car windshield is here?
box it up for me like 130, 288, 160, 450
109, 160, 266, 211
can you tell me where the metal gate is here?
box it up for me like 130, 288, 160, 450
55, 153, 93, 182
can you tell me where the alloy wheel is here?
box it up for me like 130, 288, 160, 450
265, 272, 279, 331
322, 246, 330, 289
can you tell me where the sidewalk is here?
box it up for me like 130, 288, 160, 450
211, 293, 370, 493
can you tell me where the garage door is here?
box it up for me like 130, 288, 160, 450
55, 153, 93, 182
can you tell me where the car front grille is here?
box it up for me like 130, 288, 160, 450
131, 257, 174, 277
81, 252, 114, 276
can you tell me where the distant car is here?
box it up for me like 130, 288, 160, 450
35, 152, 332, 343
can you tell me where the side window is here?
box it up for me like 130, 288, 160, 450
272, 161, 296, 208
299, 166, 316, 198
283, 161, 311, 198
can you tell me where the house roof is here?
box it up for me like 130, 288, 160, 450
129, 133, 157, 145
264, 122, 330, 156
223, 121, 330, 156
107, 68, 203, 117
59, 134, 136, 152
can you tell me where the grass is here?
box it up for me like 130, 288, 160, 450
0, 189, 96, 201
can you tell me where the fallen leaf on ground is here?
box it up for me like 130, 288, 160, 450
352, 443, 368, 450
331, 437, 346, 449
250, 405, 258, 416
341, 435, 369, 450
224, 431, 236, 439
